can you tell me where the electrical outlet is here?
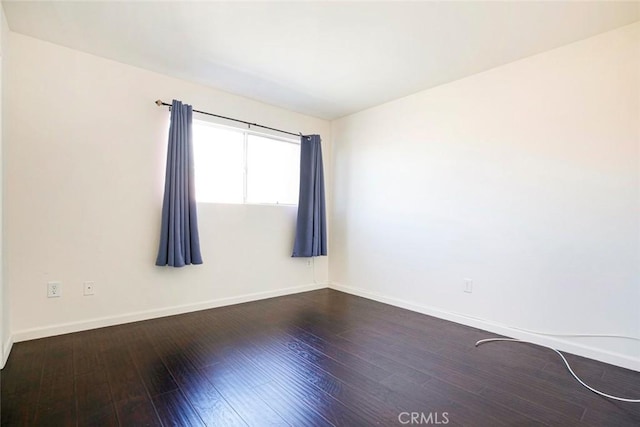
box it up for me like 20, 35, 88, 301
47, 281, 61, 298
83, 281, 95, 296
464, 279, 473, 293
307, 259, 312, 267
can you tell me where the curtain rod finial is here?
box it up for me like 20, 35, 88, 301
155, 99, 163, 106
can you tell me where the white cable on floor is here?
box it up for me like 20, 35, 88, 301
475, 338, 640, 403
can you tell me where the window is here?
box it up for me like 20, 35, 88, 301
192, 121, 300, 205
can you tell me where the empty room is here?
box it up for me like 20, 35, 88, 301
0, 1, 639, 426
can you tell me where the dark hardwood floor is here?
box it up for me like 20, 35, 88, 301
2, 289, 640, 426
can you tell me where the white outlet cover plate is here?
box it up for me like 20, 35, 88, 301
47, 281, 61, 298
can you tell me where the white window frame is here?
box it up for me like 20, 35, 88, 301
193, 119, 301, 206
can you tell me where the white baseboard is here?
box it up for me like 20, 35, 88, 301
329, 282, 640, 372
9, 281, 638, 373
1, 335, 13, 369
11, 282, 327, 344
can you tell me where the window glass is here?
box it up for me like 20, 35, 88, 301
192, 123, 244, 204
247, 135, 300, 205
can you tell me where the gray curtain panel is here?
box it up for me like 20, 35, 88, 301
155, 99, 203, 267
292, 134, 327, 257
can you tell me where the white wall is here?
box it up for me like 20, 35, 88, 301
331, 23, 640, 370
5, 32, 330, 342
0, 6, 7, 368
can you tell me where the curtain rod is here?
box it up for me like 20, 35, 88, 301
155, 100, 302, 138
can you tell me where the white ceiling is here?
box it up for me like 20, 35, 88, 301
3, 1, 639, 119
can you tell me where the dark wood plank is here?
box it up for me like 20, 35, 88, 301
380, 373, 505, 427
73, 329, 106, 376
281, 324, 394, 382
217, 326, 408, 425
33, 337, 77, 426
288, 323, 433, 385
152, 389, 205, 427
152, 336, 247, 426
219, 347, 369, 427
115, 395, 163, 427
127, 326, 179, 397
75, 369, 118, 426
101, 342, 149, 404
252, 380, 335, 427
199, 360, 290, 426
1, 339, 46, 426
